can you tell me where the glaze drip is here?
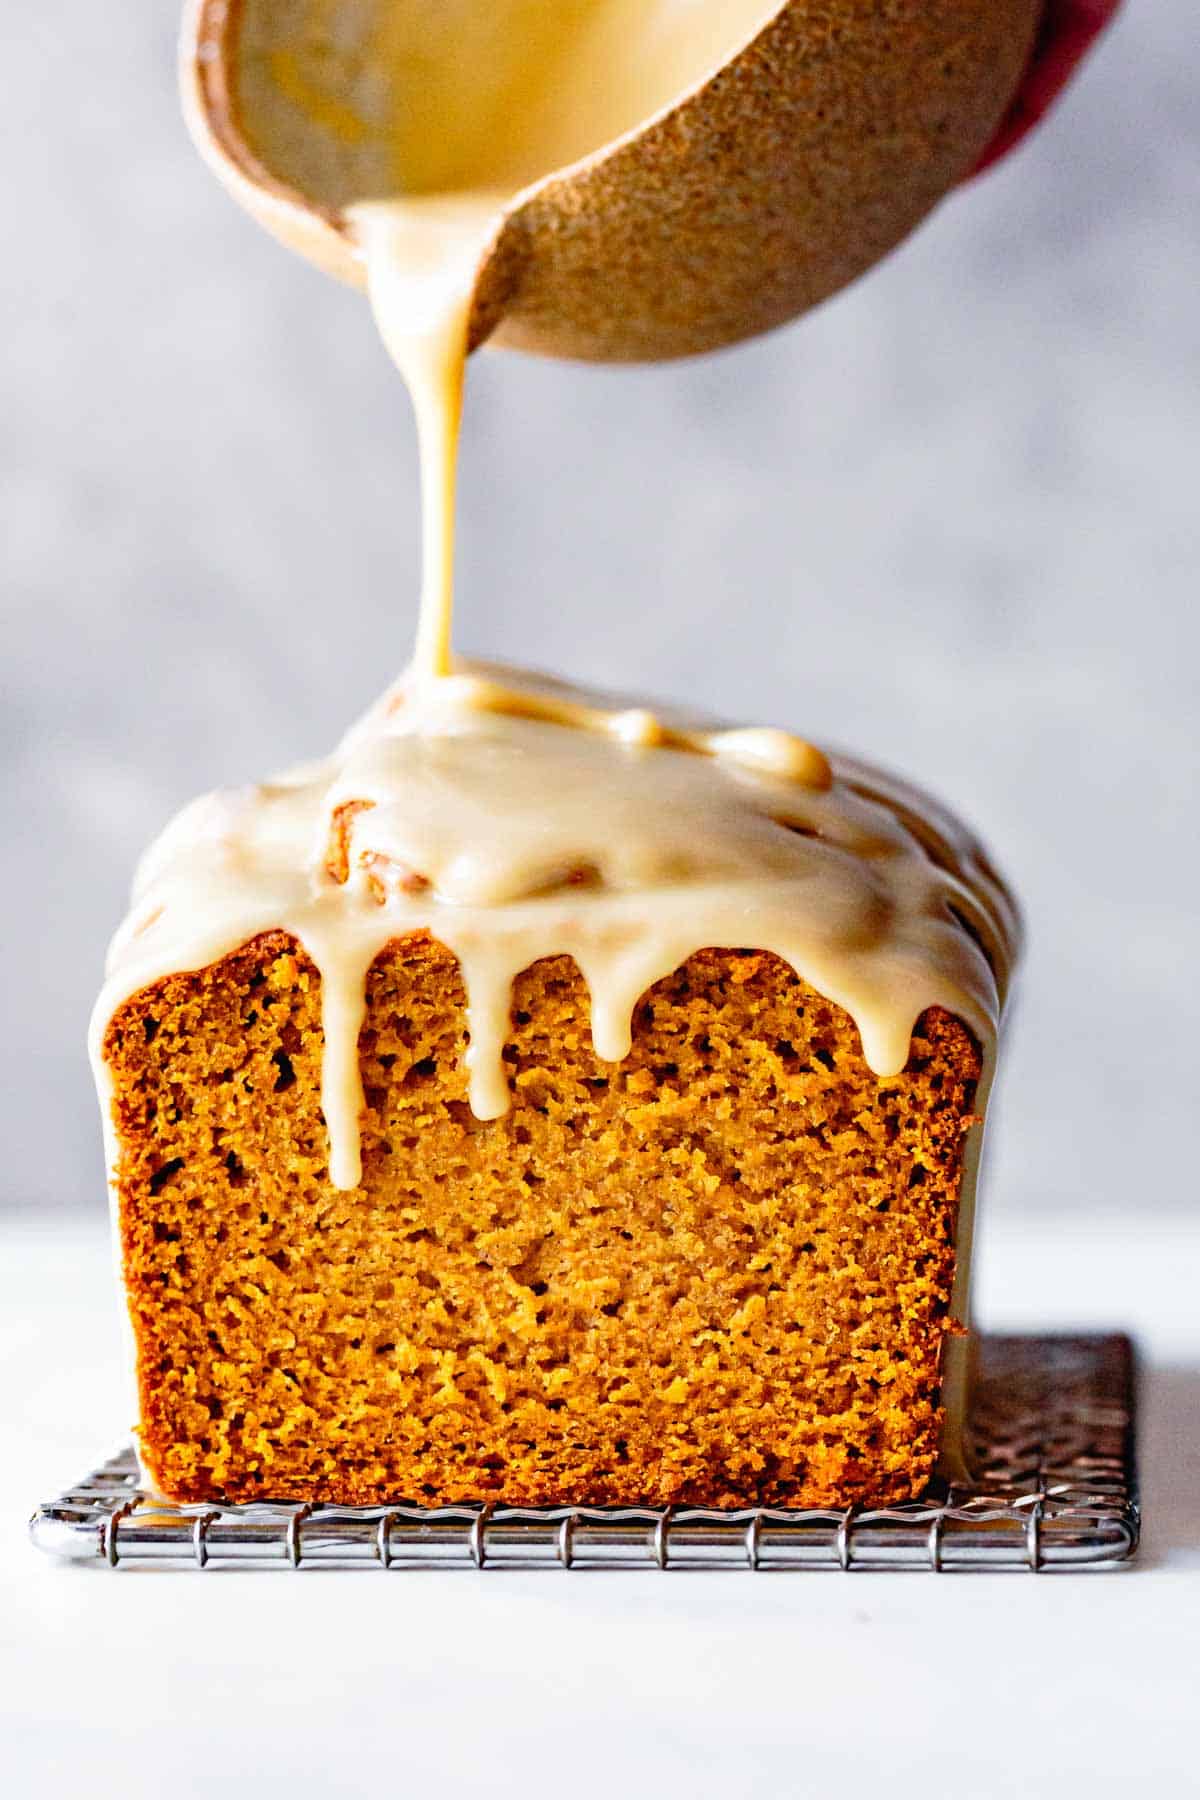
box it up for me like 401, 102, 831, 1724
92, 665, 1016, 1192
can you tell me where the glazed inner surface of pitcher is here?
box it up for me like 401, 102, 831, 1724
231, 0, 780, 211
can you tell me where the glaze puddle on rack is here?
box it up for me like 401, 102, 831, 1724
31, 1334, 1139, 1573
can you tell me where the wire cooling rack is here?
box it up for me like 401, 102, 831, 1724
30, 1333, 1138, 1573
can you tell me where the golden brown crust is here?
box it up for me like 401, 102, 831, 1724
105, 934, 981, 1508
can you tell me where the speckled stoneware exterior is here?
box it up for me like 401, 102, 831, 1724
183, 0, 1042, 362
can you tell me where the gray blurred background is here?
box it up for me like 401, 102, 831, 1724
3, 3, 1195, 1219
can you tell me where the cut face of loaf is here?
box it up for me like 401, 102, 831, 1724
103, 934, 982, 1509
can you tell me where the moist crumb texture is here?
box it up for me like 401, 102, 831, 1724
104, 933, 982, 1508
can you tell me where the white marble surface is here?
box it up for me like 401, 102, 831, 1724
3, 2, 1197, 1225
6, 1210, 1198, 1799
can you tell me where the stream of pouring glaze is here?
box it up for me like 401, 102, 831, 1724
94, 1, 1019, 1197
240, 0, 785, 671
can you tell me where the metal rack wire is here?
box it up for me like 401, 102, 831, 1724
30, 1333, 1139, 1572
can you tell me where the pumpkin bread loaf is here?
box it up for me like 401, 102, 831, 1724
103, 932, 982, 1508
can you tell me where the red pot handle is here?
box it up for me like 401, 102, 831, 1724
968, 0, 1123, 177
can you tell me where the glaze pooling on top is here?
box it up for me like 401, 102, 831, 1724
92, 663, 1016, 1193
